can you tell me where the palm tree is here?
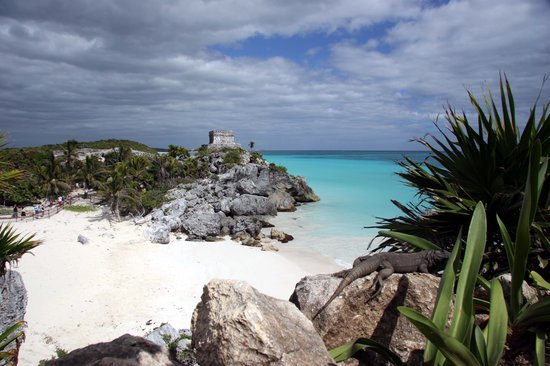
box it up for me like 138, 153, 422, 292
76, 155, 105, 190
63, 139, 79, 177
97, 163, 140, 220
35, 153, 70, 203
374, 76, 549, 275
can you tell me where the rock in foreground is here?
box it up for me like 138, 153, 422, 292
291, 273, 441, 366
44, 334, 178, 365
192, 279, 334, 366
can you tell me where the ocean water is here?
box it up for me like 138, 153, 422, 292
263, 151, 429, 265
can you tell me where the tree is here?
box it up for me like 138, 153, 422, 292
373, 75, 549, 276
97, 162, 140, 220
76, 155, 105, 190
63, 139, 79, 178
35, 153, 70, 202
167, 144, 190, 160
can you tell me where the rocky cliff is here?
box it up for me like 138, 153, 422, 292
140, 150, 319, 245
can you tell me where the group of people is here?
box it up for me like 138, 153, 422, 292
12, 203, 46, 219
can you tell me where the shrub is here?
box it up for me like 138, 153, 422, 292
222, 149, 243, 166
64, 205, 97, 213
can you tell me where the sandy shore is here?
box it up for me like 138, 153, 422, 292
10, 206, 342, 365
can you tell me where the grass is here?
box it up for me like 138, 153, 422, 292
64, 205, 97, 213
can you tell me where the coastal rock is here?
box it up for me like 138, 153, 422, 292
44, 334, 178, 366
230, 194, 277, 216
269, 169, 320, 203
161, 198, 187, 217
145, 224, 170, 244
181, 212, 223, 240
77, 234, 89, 244
261, 239, 279, 252
268, 190, 296, 212
145, 325, 196, 365
231, 216, 263, 238
145, 324, 180, 347
290, 273, 441, 365
0, 270, 27, 358
271, 229, 294, 243
191, 279, 334, 366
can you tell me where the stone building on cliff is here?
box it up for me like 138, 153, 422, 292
206, 130, 241, 149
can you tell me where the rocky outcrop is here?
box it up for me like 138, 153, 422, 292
144, 150, 318, 244
191, 279, 334, 366
44, 334, 178, 366
145, 324, 195, 365
0, 270, 27, 338
290, 273, 441, 366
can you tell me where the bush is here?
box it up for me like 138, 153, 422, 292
64, 205, 96, 213
222, 149, 243, 166
269, 162, 287, 173
140, 188, 168, 213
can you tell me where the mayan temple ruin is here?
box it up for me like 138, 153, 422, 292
207, 130, 241, 149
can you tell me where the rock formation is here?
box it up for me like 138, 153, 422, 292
290, 273, 441, 366
191, 279, 334, 366
44, 334, 178, 366
0, 270, 27, 360
142, 148, 319, 244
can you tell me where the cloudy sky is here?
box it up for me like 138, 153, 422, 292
1, 0, 549, 150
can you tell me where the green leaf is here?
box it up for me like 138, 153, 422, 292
449, 202, 487, 345
514, 297, 550, 331
535, 327, 546, 366
424, 230, 462, 364
496, 215, 514, 268
530, 271, 550, 290
328, 337, 406, 365
486, 279, 508, 366
510, 140, 542, 318
378, 230, 440, 250
399, 307, 482, 366
473, 326, 488, 366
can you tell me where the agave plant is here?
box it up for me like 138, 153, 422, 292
374, 76, 549, 276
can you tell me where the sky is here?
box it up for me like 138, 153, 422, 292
0, 0, 549, 150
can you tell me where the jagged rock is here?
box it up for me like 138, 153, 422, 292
268, 191, 296, 212
0, 270, 27, 360
77, 234, 89, 244
261, 239, 279, 252
145, 324, 181, 347
181, 212, 223, 240
44, 334, 178, 365
145, 224, 171, 244
231, 216, 263, 238
230, 194, 277, 216
160, 215, 182, 231
191, 279, 334, 366
269, 169, 320, 202
161, 198, 187, 217
271, 229, 294, 243
290, 273, 441, 366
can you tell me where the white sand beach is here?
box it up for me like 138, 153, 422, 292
10, 207, 342, 365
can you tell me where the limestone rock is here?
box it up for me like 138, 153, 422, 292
268, 191, 296, 212
291, 273, 441, 366
192, 279, 334, 366
77, 234, 89, 245
44, 334, 178, 365
181, 212, 223, 240
145, 324, 180, 347
270, 229, 294, 243
0, 270, 27, 359
145, 224, 170, 244
230, 194, 277, 216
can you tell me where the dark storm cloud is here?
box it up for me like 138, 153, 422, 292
0, 0, 548, 149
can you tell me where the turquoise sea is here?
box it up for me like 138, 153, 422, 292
263, 151, 429, 265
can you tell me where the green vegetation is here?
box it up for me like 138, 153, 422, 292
64, 205, 97, 213
222, 148, 244, 166
374, 76, 549, 277
269, 162, 287, 173
332, 77, 549, 364
0, 133, 41, 365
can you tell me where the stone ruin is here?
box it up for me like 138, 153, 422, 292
207, 130, 241, 149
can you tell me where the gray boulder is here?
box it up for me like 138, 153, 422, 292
231, 216, 263, 238
160, 215, 182, 231
291, 273, 441, 366
268, 191, 296, 212
77, 234, 89, 245
145, 224, 171, 244
230, 194, 277, 216
270, 229, 294, 243
161, 198, 187, 217
181, 212, 223, 240
0, 270, 27, 356
191, 279, 334, 366
145, 324, 181, 347
44, 334, 177, 366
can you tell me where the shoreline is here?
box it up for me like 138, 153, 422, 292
12, 207, 343, 365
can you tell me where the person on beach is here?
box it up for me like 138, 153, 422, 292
34, 204, 40, 217
58, 196, 63, 208
12, 204, 18, 218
